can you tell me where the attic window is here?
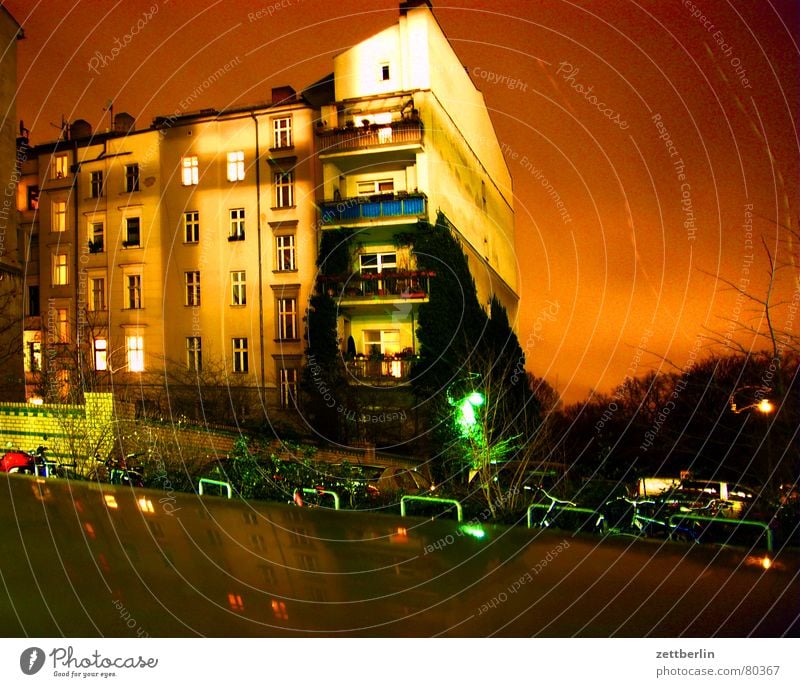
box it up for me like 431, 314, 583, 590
380, 63, 390, 81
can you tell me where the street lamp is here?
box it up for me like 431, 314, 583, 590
729, 386, 774, 414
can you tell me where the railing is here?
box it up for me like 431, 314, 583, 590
320, 193, 427, 226
401, 495, 463, 522
320, 271, 434, 300
346, 357, 417, 382
316, 119, 423, 154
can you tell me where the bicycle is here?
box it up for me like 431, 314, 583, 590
88, 453, 144, 487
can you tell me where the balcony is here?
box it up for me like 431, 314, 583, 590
316, 119, 423, 155
318, 270, 435, 303
320, 192, 427, 227
346, 356, 418, 384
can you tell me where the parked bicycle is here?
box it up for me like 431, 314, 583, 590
88, 453, 144, 487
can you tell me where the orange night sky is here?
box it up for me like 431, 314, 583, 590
4, 0, 798, 404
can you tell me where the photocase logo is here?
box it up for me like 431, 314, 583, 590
20, 647, 45, 675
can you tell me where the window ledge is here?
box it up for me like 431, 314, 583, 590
270, 206, 297, 211
273, 269, 298, 274
274, 338, 301, 344
227, 235, 246, 242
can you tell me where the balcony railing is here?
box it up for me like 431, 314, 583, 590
320, 192, 427, 226
316, 118, 423, 154
346, 357, 418, 383
319, 270, 435, 300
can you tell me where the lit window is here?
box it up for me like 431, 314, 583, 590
229, 208, 245, 240
124, 217, 141, 247
185, 271, 201, 306
52, 154, 68, 179
231, 271, 246, 305
94, 338, 107, 371
90, 171, 103, 198
226, 151, 245, 182
279, 368, 297, 408
127, 274, 142, 309
357, 179, 394, 196
272, 117, 292, 149
275, 234, 295, 271
274, 172, 294, 208
26, 339, 41, 372
52, 253, 68, 286
56, 308, 69, 343
126, 335, 144, 372
277, 297, 297, 340
89, 221, 104, 252
52, 200, 66, 232
125, 164, 140, 192
89, 277, 106, 311
184, 211, 199, 243
181, 156, 199, 185
232, 338, 248, 373
27, 185, 39, 210
186, 336, 202, 371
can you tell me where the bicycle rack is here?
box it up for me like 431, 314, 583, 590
297, 488, 340, 510
667, 514, 773, 552
400, 495, 463, 522
527, 503, 604, 530
198, 478, 232, 499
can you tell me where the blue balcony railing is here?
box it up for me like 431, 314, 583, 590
320, 193, 427, 226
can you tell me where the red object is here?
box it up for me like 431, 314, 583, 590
0, 451, 35, 473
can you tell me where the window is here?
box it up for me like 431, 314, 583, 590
226, 151, 245, 181
52, 200, 66, 232
93, 338, 107, 371
27, 285, 40, 317
27, 185, 39, 211
89, 277, 106, 311
186, 337, 202, 372
360, 252, 396, 274
126, 274, 142, 309
89, 221, 104, 253
279, 367, 298, 408
90, 171, 103, 198
274, 172, 294, 208
275, 234, 296, 271
125, 164, 140, 192
56, 308, 69, 343
273, 117, 292, 149
357, 179, 394, 196
181, 156, 199, 185
126, 335, 144, 372
52, 154, 68, 179
52, 253, 68, 286
185, 271, 200, 306
124, 217, 141, 247
277, 297, 297, 340
184, 211, 199, 243
26, 340, 41, 372
380, 63, 391, 81
229, 208, 245, 240
231, 271, 246, 305
232, 338, 248, 373
363, 329, 400, 357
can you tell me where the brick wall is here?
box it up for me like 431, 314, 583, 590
0, 392, 115, 464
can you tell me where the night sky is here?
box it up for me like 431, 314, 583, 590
4, 0, 798, 404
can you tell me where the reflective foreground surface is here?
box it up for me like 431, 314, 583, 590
1, 475, 797, 637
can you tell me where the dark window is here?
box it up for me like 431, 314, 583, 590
125, 164, 140, 192
27, 285, 40, 317
91, 171, 103, 198
125, 217, 141, 247
27, 185, 39, 211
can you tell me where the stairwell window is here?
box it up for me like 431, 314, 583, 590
275, 234, 296, 271
229, 208, 246, 240
90, 171, 104, 198
93, 338, 107, 371
89, 276, 106, 311
184, 211, 199, 243
181, 156, 199, 185
89, 221, 104, 252
274, 172, 294, 208
52, 200, 66, 232
231, 271, 246, 306
126, 335, 144, 372
232, 338, 248, 373
124, 216, 141, 247
125, 163, 140, 192
185, 271, 201, 306
187, 336, 202, 372
227, 151, 245, 182
279, 367, 298, 408
277, 297, 297, 340
52, 253, 68, 286
126, 273, 142, 309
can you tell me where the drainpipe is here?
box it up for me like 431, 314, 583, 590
251, 112, 266, 392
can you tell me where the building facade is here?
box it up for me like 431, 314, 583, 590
16, 1, 517, 426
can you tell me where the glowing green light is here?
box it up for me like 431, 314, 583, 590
467, 392, 484, 406
459, 524, 486, 539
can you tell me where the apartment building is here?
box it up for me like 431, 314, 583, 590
309, 0, 518, 385
16, 0, 518, 426
19, 90, 316, 418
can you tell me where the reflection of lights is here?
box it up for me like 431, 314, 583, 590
390, 527, 409, 544
28, 397, 43, 405
762, 556, 772, 570
271, 599, 288, 620
83, 522, 96, 539
228, 593, 245, 612
104, 495, 118, 509
137, 497, 154, 513
459, 524, 486, 540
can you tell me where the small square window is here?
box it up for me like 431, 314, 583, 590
380, 63, 390, 81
